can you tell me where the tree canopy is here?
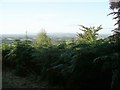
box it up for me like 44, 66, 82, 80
77, 25, 102, 44
35, 29, 51, 47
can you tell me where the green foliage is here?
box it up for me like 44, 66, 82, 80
2, 41, 34, 76
35, 29, 52, 47
45, 47, 76, 86
2, 26, 120, 89
14, 41, 34, 76
108, 1, 120, 41
2, 0, 120, 89
77, 25, 102, 44
2, 43, 16, 68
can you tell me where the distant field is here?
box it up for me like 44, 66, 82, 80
1, 33, 110, 45
2, 33, 110, 39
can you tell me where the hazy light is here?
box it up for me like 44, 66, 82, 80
2, 0, 107, 3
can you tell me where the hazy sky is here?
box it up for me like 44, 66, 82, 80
0, 0, 116, 34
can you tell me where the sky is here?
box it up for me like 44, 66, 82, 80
0, 0, 117, 34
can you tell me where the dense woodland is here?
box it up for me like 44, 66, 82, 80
2, 1, 120, 89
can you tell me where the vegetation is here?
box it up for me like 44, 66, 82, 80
35, 29, 51, 47
77, 25, 102, 44
2, 27, 120, 89
2, 1, 120, 89
109, 1, 120, 33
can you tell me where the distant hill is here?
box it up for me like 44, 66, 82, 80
2, 33, 110, 39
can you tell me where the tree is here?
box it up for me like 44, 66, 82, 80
108, 0, 120, 34
108, 1, 120, 89
77, 25, 102, 44
108, 0, 120, 44
35, 29, 51, 47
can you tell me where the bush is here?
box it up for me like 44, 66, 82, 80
2, 33, 120, 89
2, 43, 15, 68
